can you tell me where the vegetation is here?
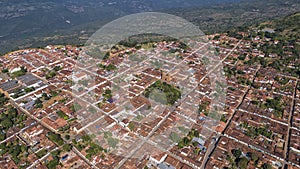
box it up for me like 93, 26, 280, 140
118, 34, 175, 48
46, 150, 61, 169
72, 134, 107, 159
34, 98, 43, 108
231, 149, 242, 158
0, 140, 30, 167
261, 163, 272, 169
85, 142, 106, 159
128, 122, 135, 131
177, 129, 200, 149
237, 157, 249, 169
56, 110, 69, 120
198, 101, 210, 114
240, 122, 273, 139
0, 93, 8, 107
63, 144, 72, 152
65, 134, 70, 140
226, 149, 261, 169
107, 137, 119, 149
46, 70, 56, 79
102, 89, 112, 100
144, 80, 181, 105
36, 149, 47, 158
53, 66, 62, 71
47, 132, 64, 146
12, 86, 35, 99
264, 96, 284, 118
99, 64, 117, 71
248, 152, 259, 164
1, 0, 299, 56
1, 68, 9, 73
0, 105, 27, 140
129, 54, 146, 62
220, 114, 228, 123
11, 66, 27, 78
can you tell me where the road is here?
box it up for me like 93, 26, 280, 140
116, 39, 243, 169
284, 80, 298, 161
200, 39, 245, 169
9, 86, 100, 169
0, 121, 36, 145
27, 147, 60, 169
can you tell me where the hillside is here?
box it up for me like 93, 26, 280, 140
0, 0, 299, 55
258, 12, 300, 40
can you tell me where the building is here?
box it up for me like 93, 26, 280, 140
0, 80, 20, 95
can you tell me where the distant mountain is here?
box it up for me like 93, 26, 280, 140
0, 0, 241, 39
258, 12, 300, 40
0, 0, 299, 54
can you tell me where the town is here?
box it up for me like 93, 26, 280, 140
0, 21, 299, 169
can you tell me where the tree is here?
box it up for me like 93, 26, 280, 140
46, 71, 56, 79
86, 153, 92, 160
1, 68, 8, 73
128, 122, 135, 131
193, 130, 200, 138
0, 132, 6, 141
1, 118, 13, 129
11, 66, 27, 77
65, 135, 70, 140
47, 132, 64, 146
0, 93, 8, 106
7, 107, 17, 119
54, 66, 61, 71
35, 98, 43, 108
249, 152, 259, 163
237, 157, 249, 169
106, 64, 117, 71
198, 101, 209, 114
261, 163, 272, 169
36, 149, 47, 158
47, 159, 59, 169
20, 66, 27, 73
231, 149, 242, 158
178, 140, 184, 149
183, 137, 190, 146
192, 141, 199, 147
63, 144, 72, 152
82, 135, 91, 142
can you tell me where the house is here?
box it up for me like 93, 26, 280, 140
158, 162, 176, 169
192, 137, 205, 145
72, 72, 88, 82
0, 80, 20, 95
17, 74, 41, 87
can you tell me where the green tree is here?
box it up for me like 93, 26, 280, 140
183, 137, 190, 146
0, 133, 6, 141
106, 64, 117, 71
35, 98, 43, 108
1, 68, 9, 73
128, 122, 135, 131
261, 163, 272, 169
63, 144, 72, 152
237, 157, 249, 169
249, 152, 259, 163
1, 118, 13, 129
65, 135, 70, 140
231, 149, 242, 158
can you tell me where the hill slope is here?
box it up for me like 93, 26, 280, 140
0, 0, 299, 54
